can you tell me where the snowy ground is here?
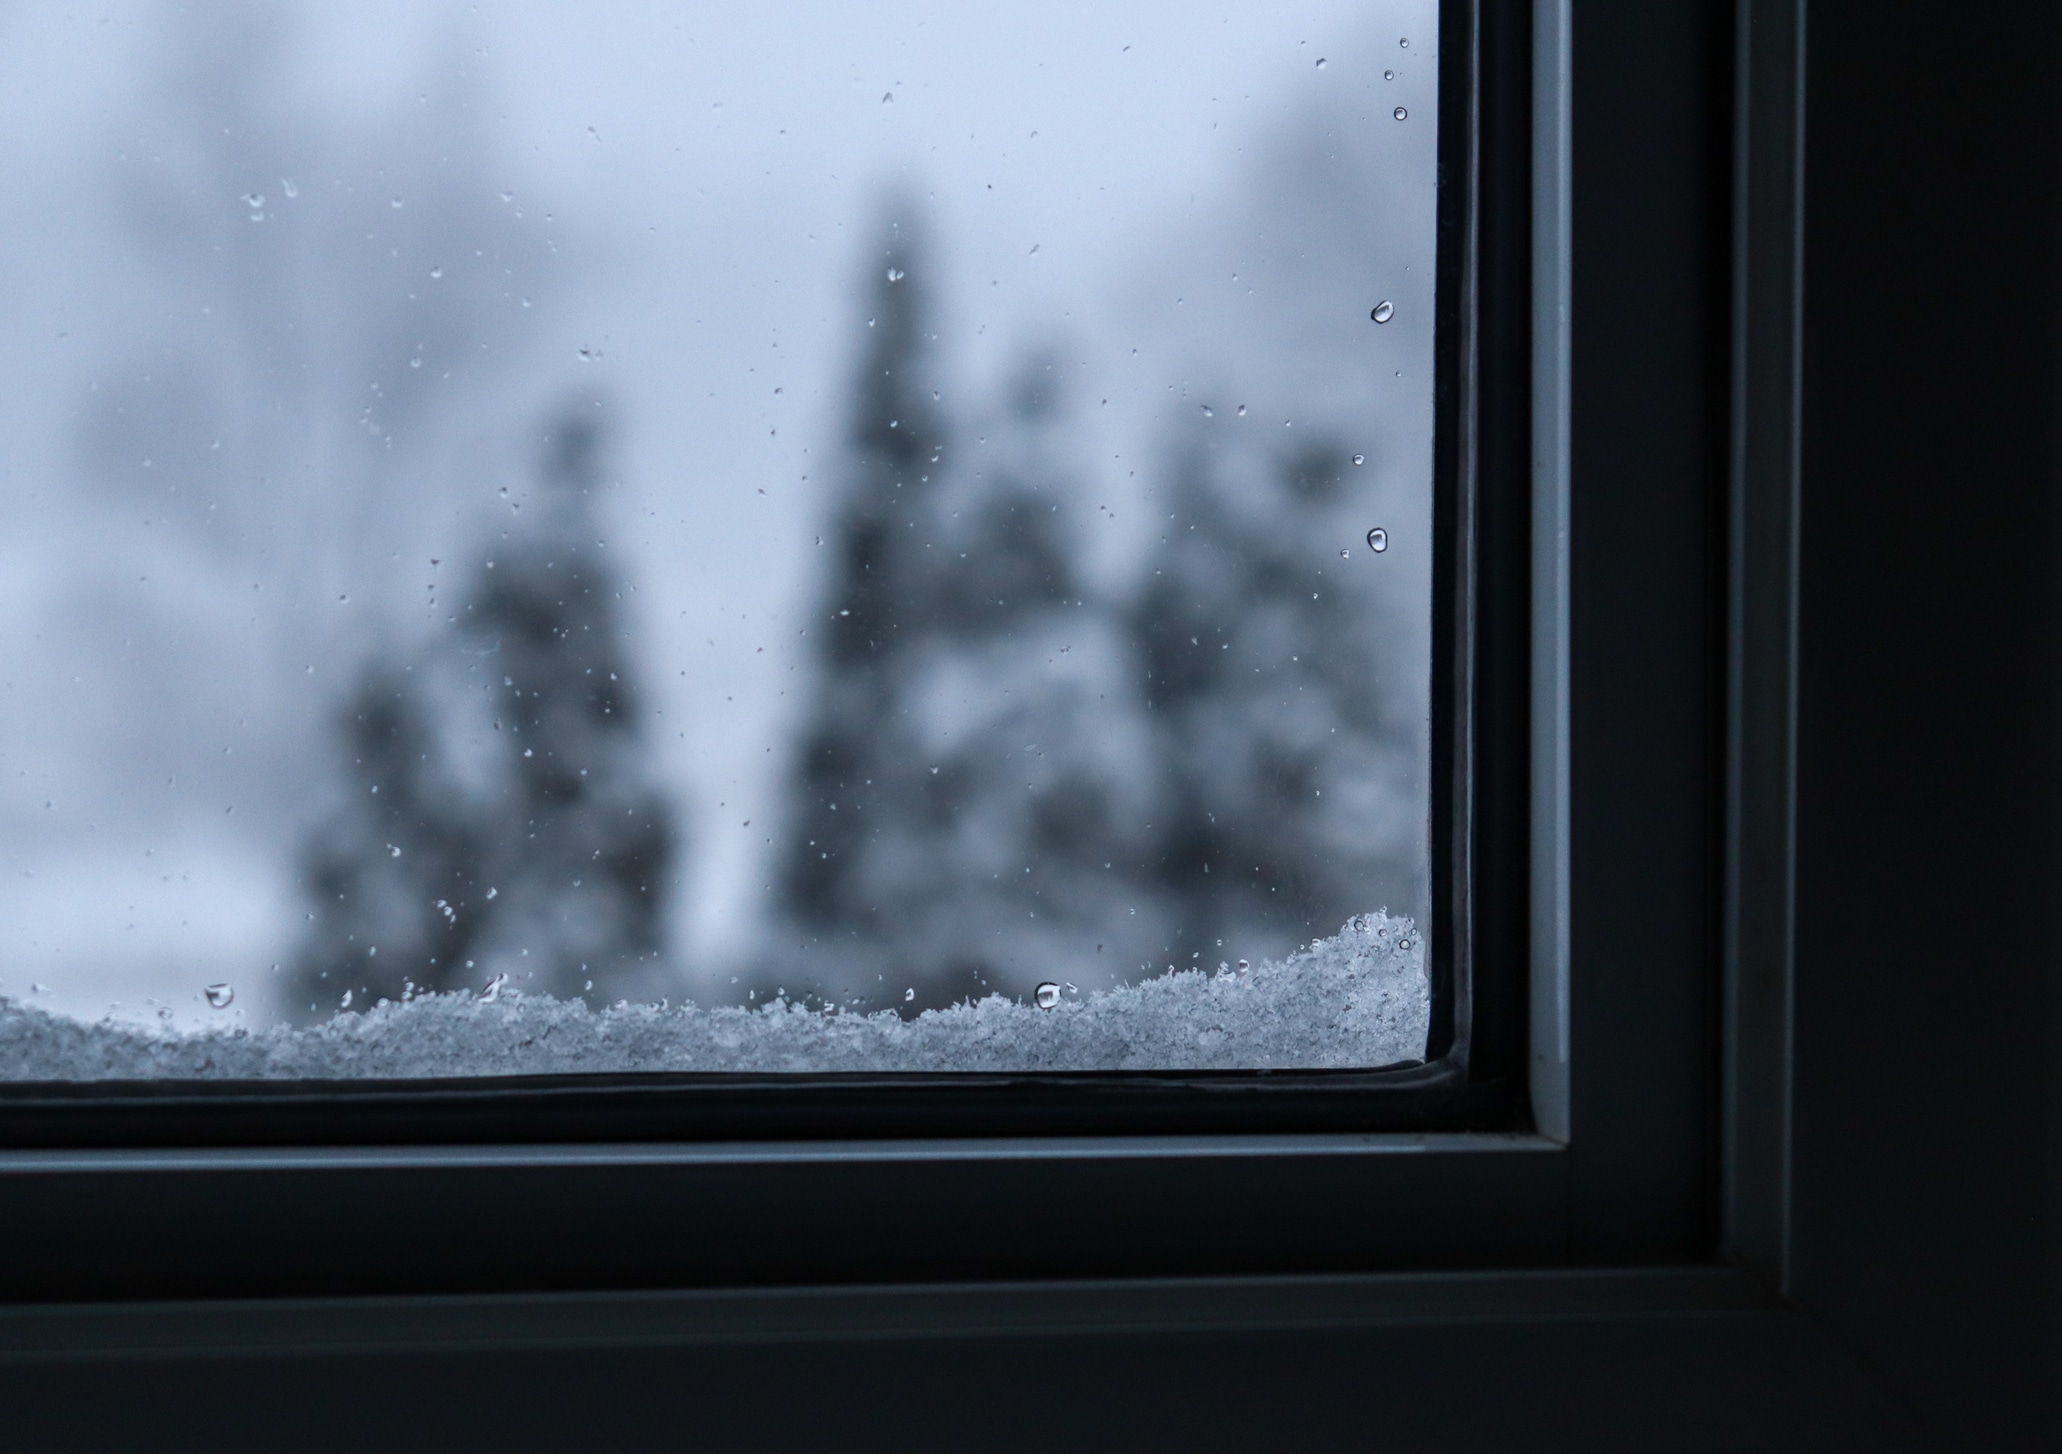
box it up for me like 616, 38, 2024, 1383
0, 913, 1424, 1079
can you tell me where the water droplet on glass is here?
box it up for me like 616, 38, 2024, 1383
881, 91, 893, 104
886, 268, 905, 282
1315, 57, 1327, 68
241, 192, 263, 209
1236, 404, 1247, 416
409, 356, 423, 368
1352, 453, 1366, 465
340, 989, 353, 1008
1393, 106, 1408, 121
1034, 981, 1061, 1010
390, 198, 404, 209
281, 179, 298, 198
1237, 959, 1250, 971
204, 983, 234, 1009
429, 266, 443, 279
1367, 527, 1389, 553
1385, 69, 1397, 81
1341, 549, 1352, 559
1399, 36, 1410, 47
1371, 300, 1395, 323
1200, 405, 1214, 417
481, 973, 509, 1002
903, 987, 916, 1002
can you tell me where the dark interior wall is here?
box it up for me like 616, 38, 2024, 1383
1793, 0, 2062, 1447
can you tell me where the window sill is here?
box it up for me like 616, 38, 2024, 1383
0, 1261, 1768, 1363
0, 1132, 1573, 1303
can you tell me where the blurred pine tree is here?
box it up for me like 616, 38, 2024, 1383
1131, 430, 1424, 967
776, 217, 1164, 1010
292, 663, 485, 1014
779, 211, 948, 949
293, 408, 676, 1013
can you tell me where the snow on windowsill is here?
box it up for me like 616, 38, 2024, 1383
0, 914, 1426, 1081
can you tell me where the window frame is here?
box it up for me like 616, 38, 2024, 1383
0, 0, 1777, 1314
0, 0, 1518, 1152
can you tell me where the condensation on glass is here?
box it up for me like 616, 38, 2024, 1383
0, 0, 1437, 1077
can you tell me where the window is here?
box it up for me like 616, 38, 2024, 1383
0, 0, 1680, 1330
6, 3, 2054, 1445
0, 1, 1454, 1082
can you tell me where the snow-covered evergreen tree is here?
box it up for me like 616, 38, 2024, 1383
293, 408, 677, 1012
293, 662, 487, 1013
457, 409, 676, 1005
778, 214, 948, 952
1131, 427, 1424, 966
777, 224, 1165, 1006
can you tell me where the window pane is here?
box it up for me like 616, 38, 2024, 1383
0, 0, 1436, 1077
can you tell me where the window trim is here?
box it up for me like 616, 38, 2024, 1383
0, 0, 1780, 1311
0, 0, 1521, 1150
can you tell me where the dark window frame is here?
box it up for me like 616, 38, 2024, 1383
0, 0, 1797, 1330
0, 0, 1515, 1157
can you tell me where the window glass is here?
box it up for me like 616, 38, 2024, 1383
0, 0, 1436, 1077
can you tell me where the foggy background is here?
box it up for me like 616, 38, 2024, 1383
0, 0, 1437, 1030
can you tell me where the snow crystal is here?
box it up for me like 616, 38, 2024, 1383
0, 914, 1425, 1081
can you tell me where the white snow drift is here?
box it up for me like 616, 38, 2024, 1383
0, 913, 1425, 1080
